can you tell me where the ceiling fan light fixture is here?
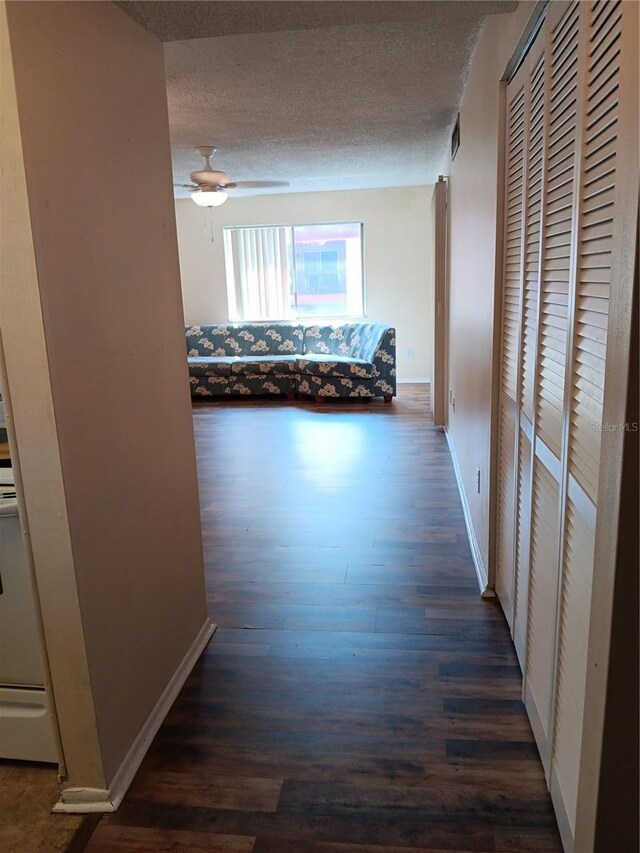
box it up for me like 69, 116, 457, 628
192, 189, 228, 208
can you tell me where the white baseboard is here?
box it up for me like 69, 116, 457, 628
397, 378, 430, 384
52, 787, 116, 814
53, 617, 215, 814
444, 428, 494, 598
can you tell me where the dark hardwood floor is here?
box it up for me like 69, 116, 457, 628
82, 386, 561, 852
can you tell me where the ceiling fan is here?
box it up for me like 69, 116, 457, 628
175, 146, 289, 207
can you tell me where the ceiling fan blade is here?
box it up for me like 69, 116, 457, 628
174, 183, 198, 190
224, 181, 290, 190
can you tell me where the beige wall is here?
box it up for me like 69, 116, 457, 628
0, 1, 103, 787
2, 0, 208, 793
176, 186, 434, 381
445, 5, 534, 574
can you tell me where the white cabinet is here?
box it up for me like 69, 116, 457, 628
0, 468, 57, 762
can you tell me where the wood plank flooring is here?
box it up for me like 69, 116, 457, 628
82, 386, 561, 852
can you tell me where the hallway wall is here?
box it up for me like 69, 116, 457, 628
444, 3, 535, 584
2, 0, 209, 802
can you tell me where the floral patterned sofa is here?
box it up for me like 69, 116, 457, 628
185, 322, 396, 401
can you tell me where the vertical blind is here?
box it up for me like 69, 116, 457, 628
493, 1, 634, 848
224, 226, 293, 321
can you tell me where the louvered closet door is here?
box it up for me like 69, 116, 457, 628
534, 0, 580, 461
550, 0, 624, 838
494, 62, 527, 631
525, 449, 561, 764
495, 36, 553, 666
512, 36, 546, 667
493, 0, 634, 848
523, 0, 581, 775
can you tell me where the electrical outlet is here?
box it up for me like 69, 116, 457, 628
476, 467, 481, 494
449, 389, 454, 404
451, 395, 456, 413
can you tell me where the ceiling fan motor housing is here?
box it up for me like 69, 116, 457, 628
190, 168, 229, 186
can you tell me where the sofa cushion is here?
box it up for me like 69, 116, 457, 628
186, 323, 304, 357
302, 324, 355, 356
230, 355, 298, 375
230, 375, 296, 396
186, 325, 235, 357
233, 324, 304, 355
296, 354, 375, 379
187, 357, 235, 378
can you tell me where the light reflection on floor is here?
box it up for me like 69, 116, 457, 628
290, 416, 366, 493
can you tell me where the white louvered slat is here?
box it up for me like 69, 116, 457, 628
496, 402, 517, 627
495, 72, 527, 631
521, 55, 545, 421
525, 456, 560, 757
501, 85, 525, 401
536, 2, 580, 458
513, 428, 532, 665
553, 498, 595, 833
568, 0, 621, 503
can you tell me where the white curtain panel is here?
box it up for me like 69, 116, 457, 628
225, 226, 293, 321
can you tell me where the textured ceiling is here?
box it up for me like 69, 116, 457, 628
118, 1, 518, 197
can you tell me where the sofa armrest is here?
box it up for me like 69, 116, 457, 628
370, 326, 397, 397
349, 324, 395, 363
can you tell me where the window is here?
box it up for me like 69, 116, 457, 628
224, 222, 364, 321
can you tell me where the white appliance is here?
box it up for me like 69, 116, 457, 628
0, 466, 57, 762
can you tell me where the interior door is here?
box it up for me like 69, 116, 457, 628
432, 176, 448, 425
